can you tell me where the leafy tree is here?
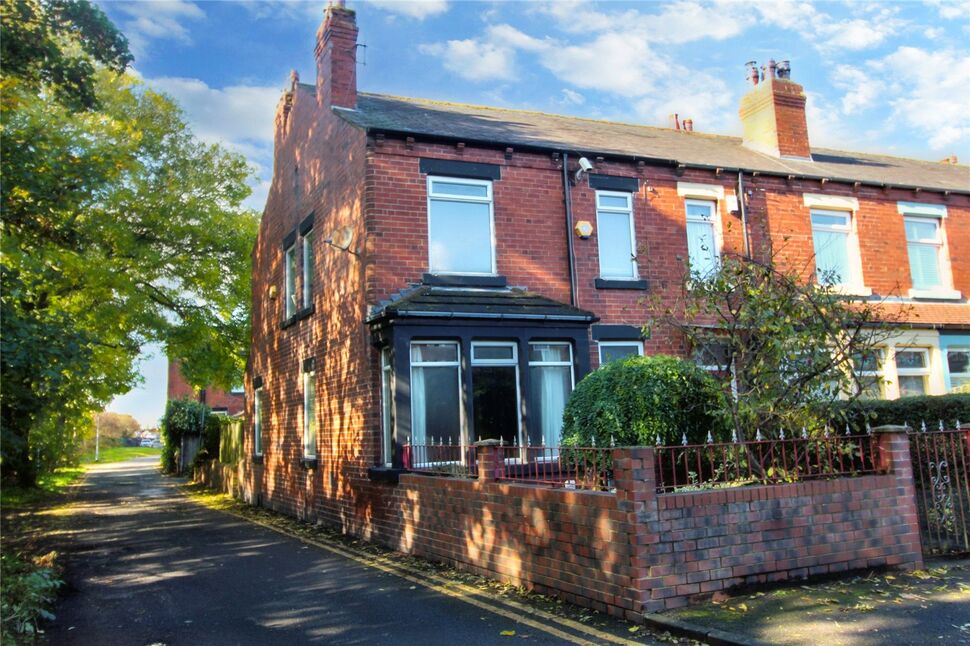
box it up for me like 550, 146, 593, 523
1, 0, 257, 485
646, 251, 902, 441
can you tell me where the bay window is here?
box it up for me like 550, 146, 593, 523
410, 341, 462, 446
947, 349, 970, 391
895, 348, 930, 397
528, 343, 574, 448
427, 177, 494, 275
852, 349, 885, 399
471, 342, 520, 446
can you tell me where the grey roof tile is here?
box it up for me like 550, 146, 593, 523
336, 93, 970, 193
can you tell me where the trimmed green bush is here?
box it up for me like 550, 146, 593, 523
831, 393, 970, 432
561, 354, 730, 447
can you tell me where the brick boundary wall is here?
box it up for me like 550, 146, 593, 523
206, 427, 923, 620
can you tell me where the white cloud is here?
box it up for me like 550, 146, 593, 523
114, 0, 205, 57
752, 1, 906, 52
558, 88, 585, 106
418, 38, 518, 81
831, 64, 884, 113
872, 46, 970, 150
147, 76, 281, 210
367, 0, 448, 20
924, 0, 970, 20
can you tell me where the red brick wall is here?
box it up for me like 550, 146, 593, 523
166, 360, 244, 416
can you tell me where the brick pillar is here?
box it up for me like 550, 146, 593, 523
475, 439, 504, 482
873, 425, 925, 570
612, 447, 662, 618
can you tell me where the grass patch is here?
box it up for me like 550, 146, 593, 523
0, 468, 85, 509
80, 445, 161, 464
0, 549, 62, 645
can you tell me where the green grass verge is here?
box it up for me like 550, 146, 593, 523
80, 445, 161, 464
0, 468, 85, 509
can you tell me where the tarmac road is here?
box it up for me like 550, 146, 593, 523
41, 457, 648, 646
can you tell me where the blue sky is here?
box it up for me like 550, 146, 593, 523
104, 0, 970, 426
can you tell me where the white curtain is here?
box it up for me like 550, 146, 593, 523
531, 365, 569, 447
411, 366, 426, 445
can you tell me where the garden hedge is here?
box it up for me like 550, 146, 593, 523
831, 393, 970, 432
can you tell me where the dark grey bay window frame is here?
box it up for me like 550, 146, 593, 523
371, 318, 592, 469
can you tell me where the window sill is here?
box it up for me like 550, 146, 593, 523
594, 278, 648, 290
280, 305, 316, 329
423, 273, 507, 288
299, 457, 318, 470
908, 288, 962, 301
367, 466, 404, 484
252, 454, 264, 465
816, 284, 873, 298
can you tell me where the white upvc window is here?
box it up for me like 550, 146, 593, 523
598, 341, 643, 365
253, 387, 263, 456
427, 176, 495, 275
904, 216, 943, 291
303, 370, 317, 458
527, 343, 574, 449
894, 347, 930, 397
851, 348, 885, 399
380, 348, 394, 467
596, 191, 637, 279
810, 209, 859, 287
946, 348, 970, 391
410, 341, 462, 446
684, 199, 720, 278
284, 244, 297, 318
302, 229, 314, 308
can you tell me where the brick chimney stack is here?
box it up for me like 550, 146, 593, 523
315, 0, 358, 109
738, 59, 812, 160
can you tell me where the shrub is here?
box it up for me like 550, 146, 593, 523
0, 550, 62, 643
159, 399, 209, 473
561, 354, 730, 447
191, 414, 224, 470
831, 393, 970, 432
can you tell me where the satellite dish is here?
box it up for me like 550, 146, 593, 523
328, 226, 354, 251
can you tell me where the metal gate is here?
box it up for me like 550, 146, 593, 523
908, 427, 970, 557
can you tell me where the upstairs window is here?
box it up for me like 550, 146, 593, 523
685, 200, 719, 278
596, 191, 637, 279
284, 244, 297, 318
427, 177, 494, 275
904, 217, 943, 290
810, 209, 854, 286
302, 229, 314, 308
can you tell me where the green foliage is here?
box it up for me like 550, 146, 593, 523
191, 415, 224, 470
831, 393, 970, 432
0, 467, 84, 509
561, 355, 729, 447
0, 550, 62, 643
647, 252, 900, 440
160, 400, 209, 474
219, 418, 244, 465
1, 0, 257, 486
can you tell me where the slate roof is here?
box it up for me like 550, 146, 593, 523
336, 93, 970, 193
367, 285, 598, 324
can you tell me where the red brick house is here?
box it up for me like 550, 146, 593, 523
235, 5, 966, 611
167, 359, 244, 416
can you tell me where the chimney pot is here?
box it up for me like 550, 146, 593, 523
683, 118, 693, 132
776, 60, 791, 79
669, 113, 681, 130
745, 60, 759, 86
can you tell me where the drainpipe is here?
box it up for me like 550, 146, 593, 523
737, 170, 750, 258
562, 152, 578, 306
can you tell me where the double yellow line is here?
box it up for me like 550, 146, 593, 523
191, 494, 646, 646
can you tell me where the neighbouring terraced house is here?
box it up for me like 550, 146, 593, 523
232, 2, 968, 617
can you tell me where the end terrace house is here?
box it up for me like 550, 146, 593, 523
244, 4, 969, 523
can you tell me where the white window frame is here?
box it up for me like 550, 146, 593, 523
426, 176, 496, 276
471, 341, 523, 452
380, 348, 393, 467
946, 347, 970, 392
851, 348, 886, 399
598, 340, 644, 365
595, 190, 638, 280
410, 340, 464, 452
303, 370, 316, 459
302, 229, 314, 309
894, 347, 931, 397
253, 387, 263, 457
809, 208, 867, 292
284, 244, 297, 318
684, 198, 722, 277
902, 213, 959, 299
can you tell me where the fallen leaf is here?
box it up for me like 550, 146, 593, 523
629, 626, 641, 633
500, 630, 516, 637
